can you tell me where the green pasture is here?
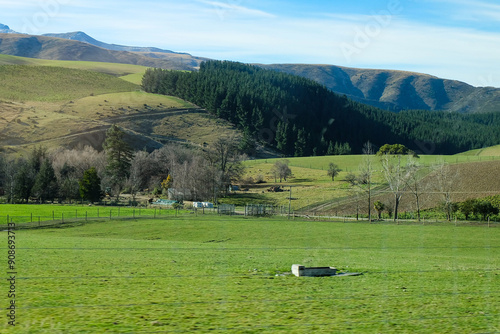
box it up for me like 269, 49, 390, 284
0, 65, 138, 102
3, 214, 499, 333
457, 144, 500, 157
245, 154, 500, 173
0, 54, 148, 79
239, 154, 500, 210
0, 204, 186, 225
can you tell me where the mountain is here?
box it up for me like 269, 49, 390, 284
1, 24, 500, 114
143, 61, 500, 156
261, 64, 500, 113
0, 33, 206, 71
0, 24, 18, 34
42, 31, 185, 54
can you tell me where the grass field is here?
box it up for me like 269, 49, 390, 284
0, 54, 148, 79
0, 65, 138, 102
2, 213, 498, 333
238, 154, 500, 211
457, 144, 500, 157
0, 204, 185, 225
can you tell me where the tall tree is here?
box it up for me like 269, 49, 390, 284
79, 167, 103, 203
381, 154, 408, 222
205, 136, 244, 200
103, 125, 133, 199
405, 156, 424, 222
432, 162, 457, 221
347, 142, 375, 222
13, 160, 36, 203
32, 158, 58, 203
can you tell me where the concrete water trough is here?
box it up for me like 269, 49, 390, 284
291, 264, 363, 277
292, 264, 337, 277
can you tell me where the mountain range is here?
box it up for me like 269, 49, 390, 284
0, 23, 499, 114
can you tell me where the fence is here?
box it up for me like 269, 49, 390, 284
244, 204, 287, 216
1, 206, 182, 230
217, 204, 235, 215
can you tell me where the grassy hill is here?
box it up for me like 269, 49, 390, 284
0, 59, 251, 155
0, 54, 148, 84
0, 33, 202, 71
233, 154, 500, 214
456, 144, 500, 156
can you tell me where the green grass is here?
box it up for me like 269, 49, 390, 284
4, 214, 499, 333
0, 54, 148, 78
0, 204, 182, 224
457, 144, 500, 157
240, 155, 500, 211
0, 65, 138, 102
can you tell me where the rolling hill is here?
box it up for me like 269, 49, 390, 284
2, 26, 500, 114
262, 64, 500, 113
43, 31, 184, 54
0, 33, 204, 71
0, 59, 263, 157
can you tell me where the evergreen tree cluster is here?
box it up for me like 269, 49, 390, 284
142, 60, 500, 155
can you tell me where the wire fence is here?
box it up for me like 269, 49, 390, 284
0, 206, 196, 230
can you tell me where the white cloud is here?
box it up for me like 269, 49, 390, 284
197, 0, 276, 19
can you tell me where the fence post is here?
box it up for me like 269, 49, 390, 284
62, 213, 64, 223
31, 212, 33, 223
52, 211, 55, 221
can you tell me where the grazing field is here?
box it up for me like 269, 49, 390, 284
3, 214, 499, 333
0, 54, 148, 81
0, 65, 138, 102
457, 144, 500, 157
238, 155, 500, 211
0, 204, 183, 225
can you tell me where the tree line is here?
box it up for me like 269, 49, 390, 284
142, 60, 500, 156
0, 126, 244, 205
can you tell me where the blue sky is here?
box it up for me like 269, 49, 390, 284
2, 0, 500, 87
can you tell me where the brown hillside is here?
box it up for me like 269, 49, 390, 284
262, 64, 500, 113
0, 33, 203, 71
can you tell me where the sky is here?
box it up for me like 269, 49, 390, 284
2, 0, 500, 87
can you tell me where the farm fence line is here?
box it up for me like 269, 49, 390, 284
1, 206, 221, 230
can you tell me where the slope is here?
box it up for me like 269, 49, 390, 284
262, 64, 500, 113
0, 53, 148, 84
0, 64, 249, 156
0, 33, 202, 71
